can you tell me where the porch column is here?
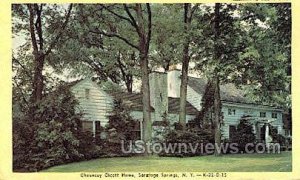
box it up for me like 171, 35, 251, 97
92, 121, 96, 137
140, 120, 143, 140
255, 122, 261, 140
265, 123, 270, 150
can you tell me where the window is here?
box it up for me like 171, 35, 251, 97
260, 112, 266, 117
228, 108, 236, 115
95, 121, 101, 136
272, 112, 278, 119
81, 121, 93, 132
85, 89, 90, 99
127, 121, 141, 141
229, 125, 237, 140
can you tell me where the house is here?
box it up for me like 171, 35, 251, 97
69, 69, 284, 141
167, 69, 284, 140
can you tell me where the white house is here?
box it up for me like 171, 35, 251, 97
69, 69, 284, 140
167, 69, 284, 140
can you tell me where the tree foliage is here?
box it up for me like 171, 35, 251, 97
12, 4, 73, 104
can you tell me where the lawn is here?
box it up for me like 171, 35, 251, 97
43, 151, 292, 172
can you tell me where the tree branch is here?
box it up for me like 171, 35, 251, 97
123, 4, 139, 33
44, 4, 73, 56
146, 3, 152, 54
27, 4, 39, 54
34, 4, 43, 50
12, 56, 32, 80
191, 4, 199, 17
116, 51, 128, 82
90, 29, 139, 50
103, 5, 135, 27
13, 77, 29, 107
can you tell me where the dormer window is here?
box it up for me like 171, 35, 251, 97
228, 108, 236, 115
272, 112, 278, 119
85, 89, 90, 99
260, 112, 266, 118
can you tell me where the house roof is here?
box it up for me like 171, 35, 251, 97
168, 97, 198, 115
107, 91, 155, 112
108, 92, 198, 115
187, 76, 251, 104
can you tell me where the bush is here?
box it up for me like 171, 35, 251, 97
231, 117, 256, 152
105, 99, 139, 156
260, 124, 290, 150
13, 85, 97, 172
268, 125, 289, 151
152, 114, 171, 142
159, 128, 214, 157
76, 131, 106, 160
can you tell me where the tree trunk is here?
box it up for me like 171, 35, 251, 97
213, 76, 222, 156
31, 53, 45, 103
27, 4, 45, 104
213, 3, 222, 156
136, 4, 152, 150
125, 78, 133, 93
179, 3, 192, 129
116, 51, 133, 93
140, 54, 152, 143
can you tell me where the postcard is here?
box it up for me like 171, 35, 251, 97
0, 0, 298, 179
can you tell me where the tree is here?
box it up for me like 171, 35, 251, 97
212, 3, 223, 156
178, 3, 199, 128
135, 4, 153, 145
195, 3, 291, 155
13, 4, 73, 104
76, 4, 153, 147
234, 4, 291, 109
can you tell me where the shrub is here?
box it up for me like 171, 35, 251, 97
77, 131, 105, 160
260, 124, 289, 150
152, 114, 171, 142
159, 128, 214, 157
231, 117, 256, 152
13, 85, 96, 172
105, 99, 139, 156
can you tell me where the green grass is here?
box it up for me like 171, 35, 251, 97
43, 151, 292, 172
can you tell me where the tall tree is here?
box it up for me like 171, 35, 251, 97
195, 3, 249, 155
196, 3, 291, 155
24, 4, 73, 103
235, 3, 291, 108
135, 4, 153, 144
76, 4, 153, 145
212, 3, 222, 156
178, 3, 198, 128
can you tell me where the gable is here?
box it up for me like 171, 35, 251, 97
70, 78, 113, 123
